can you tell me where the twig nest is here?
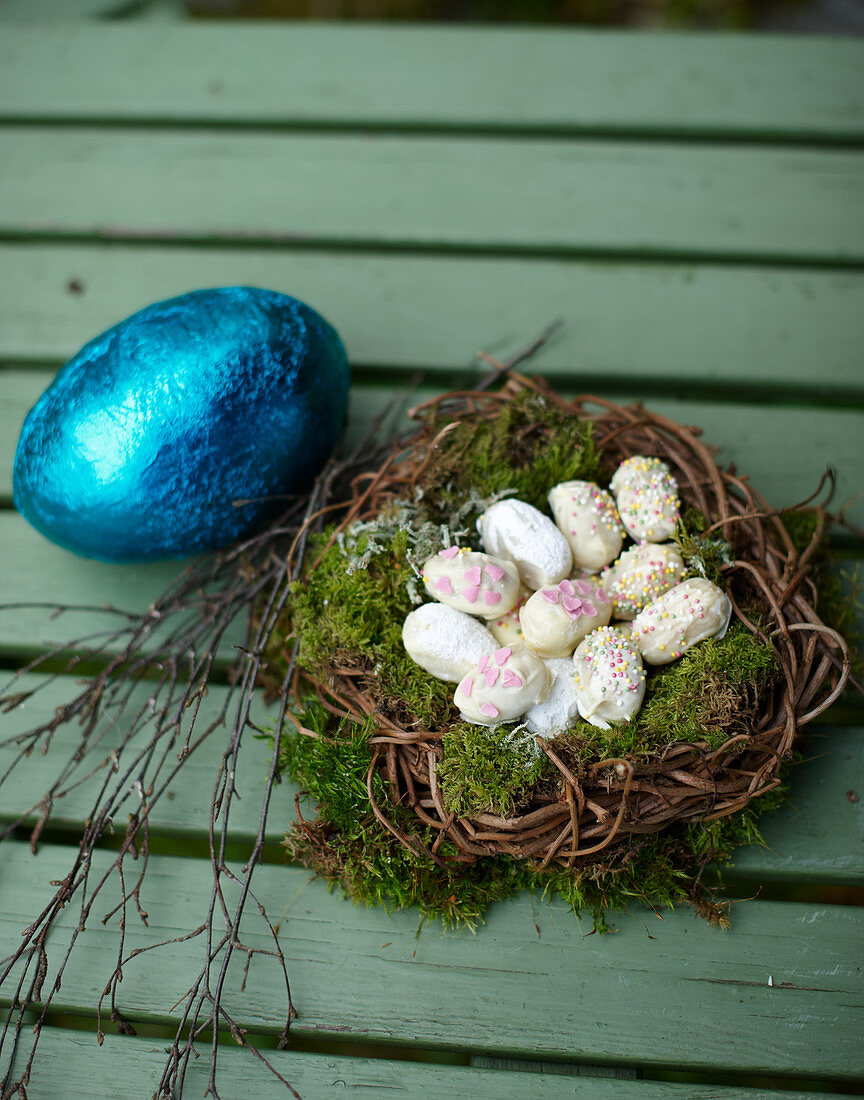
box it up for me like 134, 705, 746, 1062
601, 542, 685, 620
402, 603, 498, 682
548, 480, 624, 571
630, 578, 733, 666
519, 578, 612, 659
487, 589, 530, 648
454, 646, 551, 725
572, 627, 647, 730
422, 546, 521, 619
524, 657, 582, 736
477, 499, 572, 589
610, 456, 680, 543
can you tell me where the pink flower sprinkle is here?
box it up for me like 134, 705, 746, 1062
541, 589, 560, 605
561, 596, 583, 617
502, 669, 522, 688
439, 546, 459, 560
581, 602, 598, 617
480, 702, 499, 719
463, 565, 482, 586
597, 587, 609, 603
485, 563, 505, 583
435, 577, 453, 595
574, 579, 593, 596
459, 675, 473, 697
494, 647, 512, 665
483, 591, 502, 606
484, 667, 500, 687
478, 655, 490, 672
462, 586, 480, 603
558, 579, 575, 597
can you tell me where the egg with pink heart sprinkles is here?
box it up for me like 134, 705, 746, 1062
421, 547, 521, 620
519, 576, 612, 659
454, 646, 551, 726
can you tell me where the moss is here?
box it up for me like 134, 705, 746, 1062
437, 723, 551, 819
782, 508, 822, 555
278, 703, 545, 928
629, 620, 778, 751
418, 392, 602, 523
675, 509, 732, 585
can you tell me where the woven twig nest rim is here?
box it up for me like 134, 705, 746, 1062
290, 373, 850, 875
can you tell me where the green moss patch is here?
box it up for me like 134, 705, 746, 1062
437, 723, 551, 819
417, 392, 602, 521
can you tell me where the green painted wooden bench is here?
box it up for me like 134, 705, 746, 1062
1, 18, 863, 1099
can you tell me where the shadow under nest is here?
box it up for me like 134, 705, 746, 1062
272, 372, 851, 929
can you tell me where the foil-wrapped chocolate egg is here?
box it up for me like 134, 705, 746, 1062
13, 287, 349, 561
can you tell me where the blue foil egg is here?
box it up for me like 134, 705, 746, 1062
13, 287, 350, 562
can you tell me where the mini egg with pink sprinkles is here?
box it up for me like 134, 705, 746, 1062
519, 577, 612, 659
487, 588, 531, 648
454, 646, 551, 726
422, 547, 520, 620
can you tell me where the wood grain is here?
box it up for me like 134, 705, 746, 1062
2, 128, 863, 263
1, 841, 862, 1078
2, 244, 863, 397
2, 25, 863, 142
1, 1024, 836, 1100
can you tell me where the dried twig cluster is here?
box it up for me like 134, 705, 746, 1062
0, 427, 389, 1097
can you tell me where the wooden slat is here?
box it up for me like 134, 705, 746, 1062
2, 129, 863, 264
2, 244, 863, 395
1, 841, 862, 1079
2, 672, 861, 883
1, 1025, 834, 1100
1, 25, 864, 143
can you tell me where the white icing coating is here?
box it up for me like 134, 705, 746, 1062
630, 578, 733, 666
610, 456, 680, 543
548, 480, 624, 571
422, 546, 520, 619
524, 657, 581, 736
519, 577, 612, 659
487, 588, 531, 648
572, 627, 646, 730
601, 542, 685, 620
402, 603, 498, 683
477, 498, 572, 589
454, 646, 551, 726
610, 454, 673, 496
